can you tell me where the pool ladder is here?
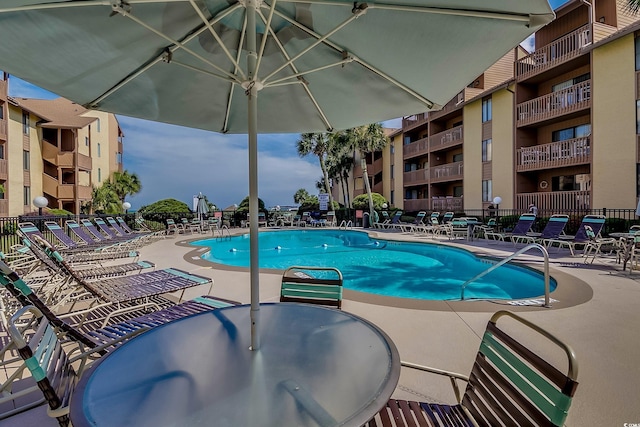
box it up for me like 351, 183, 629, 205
460, 243, 551, 307
212, 225, 231, 240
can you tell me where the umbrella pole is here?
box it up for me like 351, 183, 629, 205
247, 0, 260, 351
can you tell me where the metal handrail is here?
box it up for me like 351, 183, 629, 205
213, 225, 231, 240
460, 243, 551, 307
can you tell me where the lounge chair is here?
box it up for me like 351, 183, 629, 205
366, 310, 579, 427
511, 214, 569, 245
325, 211, 337, 227
280, 266, 343, 309
582, 225, 621, 264
484, 213, 537, 242
381, 211, 402, 229
373, 211, 390, 229
94, 217, 135, 242
165, 218, 184, 235
545, 215, 606, 256
400, 211, 428, 232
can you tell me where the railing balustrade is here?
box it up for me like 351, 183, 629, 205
403, 168, 429, 185
516, 190, 590, 212
430, 125, 463, 151
403, 136, 429, 159
431, 161, 463, 181
516, 136, 590, 171
517, 80, 591, 126
516, 24, 591, 79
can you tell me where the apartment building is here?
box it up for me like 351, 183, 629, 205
397, 0, 640, 213
0, 73, 123, 216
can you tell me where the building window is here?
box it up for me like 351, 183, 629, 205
552, 124, 591, 142
403, 136, 411, 145
390, 190, 394, 205
482, 180, 492, 202
0, 182, 4, 199
453, 153, 463, 163
637, 100, 640, 134
0, 144, 4, 159
24, 186, 30, 206
85, 136, 89, 146
482, 97, 492, 122
96, 118, 101, 132
453, 186, 463, 197
98, 168, 102, 183
97, 143, 101, 157
390, 164, 394, 179
482, 139, 492, 162
117, 152, 123, 164
23, 150, 29, 170
390, 145, 394, 154
0, 102, 4, 119
22, 111, 29, 134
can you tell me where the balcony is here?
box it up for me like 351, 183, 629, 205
516, 80, 590, 127
0, 159, 6, 180
431, 161, 463, 183
402, 113, 428, 130
43, 173, 92, 200
431, 196, 463, 212
403, 168, 429, 186
516, 24, 591, 81
403, 136, 428, 160
516, 190, 590, 211
403, 198, 430, 212
430, 125, 463, 152
0, 118, 6, 138
42, 141, 92, 170
0, 199, 7, 217
516, 137, 590, 172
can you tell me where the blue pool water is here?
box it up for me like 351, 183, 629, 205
194, 229, 556, 301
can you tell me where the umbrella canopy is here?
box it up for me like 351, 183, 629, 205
195, 192, 210, 221
0, 0, 554, 349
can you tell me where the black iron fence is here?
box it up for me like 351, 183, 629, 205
2, 207, 638, 253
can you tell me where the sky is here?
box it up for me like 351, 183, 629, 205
8, 0, 568, 211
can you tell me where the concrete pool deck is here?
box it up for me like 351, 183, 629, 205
3, 227, 640, 426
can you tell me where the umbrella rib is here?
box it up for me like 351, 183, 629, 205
88, 3, 243, 108
266, 58, 354, 87
270, 6, 437, 110
188, 0, 247, 81
260, 12, 360, 85
223, 11, 249, 133
257, 9, 334, 131
254, 0, 278, 78
277, 0, 535, 24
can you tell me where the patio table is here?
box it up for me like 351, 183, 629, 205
609, 232, 637, 271
70, 303, 400, 427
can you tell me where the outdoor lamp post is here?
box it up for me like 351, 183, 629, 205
382, 203, 388, 209
492, 196, 502, 213
123, 201, 131, 214
33, 196, 48, 216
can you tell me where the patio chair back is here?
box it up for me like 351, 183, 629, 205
540, 214, 570, 239
65, 220, 99, 245
44, 221, 80, 250
80, 219, 109, 241
442, 212, 454, 223
280, 266, 343, 309
106, 217, 128, 236
389, 211, 402, 224
9, 306, 78, 427
94, 217, 120, 239
325, 211, 337, 227
511, 213, 537, 235
573, 215, 606, 242
369, 311, 579, 427
116, 217, 134, 233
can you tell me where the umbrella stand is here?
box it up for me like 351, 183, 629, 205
247, 0, 260, 351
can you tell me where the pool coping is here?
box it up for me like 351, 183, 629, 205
176, 228, 594, 312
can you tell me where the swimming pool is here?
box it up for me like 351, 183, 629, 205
194, 229, 556, 301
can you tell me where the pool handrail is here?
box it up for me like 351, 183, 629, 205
460, 243, 551, 307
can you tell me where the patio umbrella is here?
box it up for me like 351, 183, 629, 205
195, 192, 210, 222
0, 0, 554, 350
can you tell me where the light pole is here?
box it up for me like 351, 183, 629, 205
122, 201, 131, 214
492, 196, 502, 217
33, 196, 48, 216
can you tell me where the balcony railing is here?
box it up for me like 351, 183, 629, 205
516, 137, 590, 171
516, 80, 590, 127
516, 190, 590, 211
402, 113, 428, 129
403, 168, 429, 186
0, 118, 6, 136
403, 136, 428, 159
0, 159, 7, 180
431, 161, 463, 182
431, 196, 463, 212
42, 140, 92, 170
430, 125, 463, 152
0, 199, 7, 217
516, 24, 591, 80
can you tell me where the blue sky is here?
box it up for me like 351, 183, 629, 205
9, 0, 568, 210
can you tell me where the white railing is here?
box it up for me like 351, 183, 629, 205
516, 137, 590, 171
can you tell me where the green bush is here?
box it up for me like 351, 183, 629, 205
352, 193, 388, 210
138, 198, 191, 224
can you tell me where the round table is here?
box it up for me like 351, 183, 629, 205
70, 303, 400, 427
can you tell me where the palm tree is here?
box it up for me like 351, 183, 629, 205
296, 133, 335, 207
110, 170, 142, 204
91, 184, 121, 214
336, 123, 389, 216
293, 188, 310, 205
326, 149, 354, 208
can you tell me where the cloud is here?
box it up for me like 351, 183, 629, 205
520, 35, 535, 53
120, 117, 319, 210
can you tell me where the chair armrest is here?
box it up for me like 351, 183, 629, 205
401, 361, 469, 403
